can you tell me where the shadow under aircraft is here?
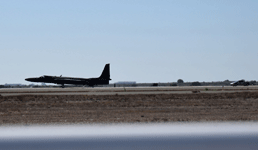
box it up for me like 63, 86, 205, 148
25, 64, 111, 88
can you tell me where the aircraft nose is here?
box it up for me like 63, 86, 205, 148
25, 78, 33, 82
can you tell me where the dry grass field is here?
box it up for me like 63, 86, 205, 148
0, 91, 258, 124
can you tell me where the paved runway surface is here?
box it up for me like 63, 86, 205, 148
1, 86, 258, 96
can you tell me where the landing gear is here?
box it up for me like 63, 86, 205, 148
61, 84, 65, 88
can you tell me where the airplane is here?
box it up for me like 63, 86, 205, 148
230, 79, 250, 86
25, 64, 111, 88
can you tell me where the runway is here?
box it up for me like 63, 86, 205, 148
1, 86, 258, 96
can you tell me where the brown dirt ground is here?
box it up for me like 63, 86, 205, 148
0, 92, 258, 124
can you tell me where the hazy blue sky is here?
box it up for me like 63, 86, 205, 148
0, 0, 257, 84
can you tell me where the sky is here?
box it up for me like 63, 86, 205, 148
0, 0, 257, 84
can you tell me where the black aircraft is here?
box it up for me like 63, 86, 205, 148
230, 79, 250, 86
25, 64, 111, 87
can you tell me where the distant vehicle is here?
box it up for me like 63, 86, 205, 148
25, 64, 111, 88
230, 80, 250, 86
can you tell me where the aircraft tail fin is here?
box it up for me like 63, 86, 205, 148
99, 64, 111, 80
